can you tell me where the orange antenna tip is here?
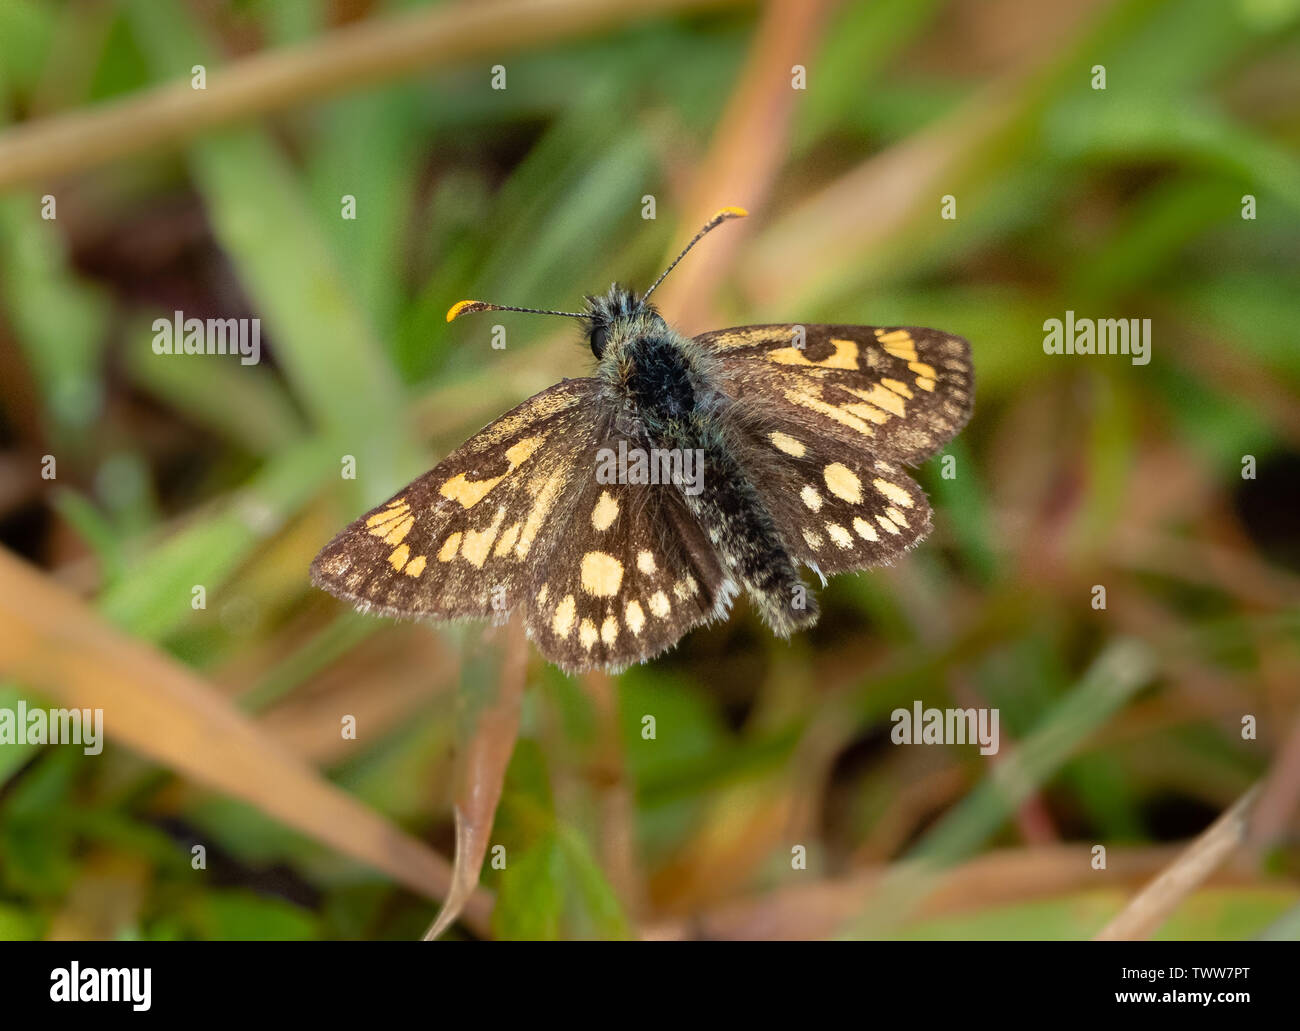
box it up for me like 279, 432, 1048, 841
715, 206, 748, 219
446, 299, 488, 322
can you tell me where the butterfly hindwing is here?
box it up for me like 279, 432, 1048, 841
700, 323, 973, 466
522, 435, 734, 672
730, 416, 933, 576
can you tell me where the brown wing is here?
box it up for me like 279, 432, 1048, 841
699, 323, 973, 465
698, 323, 972, 575
311, 378, 733, 673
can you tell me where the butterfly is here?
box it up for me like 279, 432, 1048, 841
311, 208, 974, 673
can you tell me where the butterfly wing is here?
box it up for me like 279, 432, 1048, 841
698, 323, 972, 575
311, 378, 733, 673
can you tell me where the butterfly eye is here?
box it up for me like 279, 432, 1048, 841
589, 325, 608, 358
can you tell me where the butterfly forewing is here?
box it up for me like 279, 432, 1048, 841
312, 378, 733, 672
701, 323, 973, 466
311, 378, 600, 621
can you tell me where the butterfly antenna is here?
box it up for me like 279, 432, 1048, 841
640, 206, 748, 303
446, 300, 587, 322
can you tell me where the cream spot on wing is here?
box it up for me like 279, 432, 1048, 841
823, 463, 862, 504
802, 528, 823, 550
404, 554, 427, 578
826, 523, 853, 548
877, 514, 902, 535
552, 594, 576, 637
494, 522, 521, 557
673, 574, 698, 600
648, 591, 671, 618
388, 544, 410, 571
591, 491, 619, 531
536, 584, 549, 606
853, 517, 878, 541
625, 600, 645, 635
601, 615, 619, 645
438, 532, 462, 562
580, 551, 624, 597
769, 431, 806, 457
460, 506, 505, 568
637, 550, 657, 576
800, 485, 823, 512
579, 619, 598, 650
885, 506, 909, 527
873, 477, 913, 508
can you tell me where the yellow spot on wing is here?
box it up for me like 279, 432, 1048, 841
579, 619, 598, 650
908, 361, 936, 379
494, 522, 521, 557
881, 378, 913, 399
785, 388, 875, 437
580, 552, 624, 597
404, 555, 427, 577
845, 383, 905, 418
873, 478, 913, 508
366, 501, 408, 528
827, 523, 852, 548
648, 591, 670, 618
800, 485, 823, 511
625, 600, 645, 635
885, 506, 909, 527
591, 491, 619, 531
877, 514, 901, 535
673, 575, 698, 600
536, 585, 549, 605
769, 337, 858, 370
388, 544, 410, 571
802, 528, 823, 550
516, 470, 564, 558
601, 616, 619, 645
637, 551, 657, 575
552, 595, 576, 637
853, 517, 878, 541
438, 532, 462, 562
823, 463, 862, 504
915, 377, 936, 391
380, 515, 414, 545
769, 431, 806, 457
440, 435, 545, 509
461, 507, 506, 567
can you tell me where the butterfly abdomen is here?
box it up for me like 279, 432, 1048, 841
662, 417, 817, 637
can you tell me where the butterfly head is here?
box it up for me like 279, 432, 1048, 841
582, 284, 665, 359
